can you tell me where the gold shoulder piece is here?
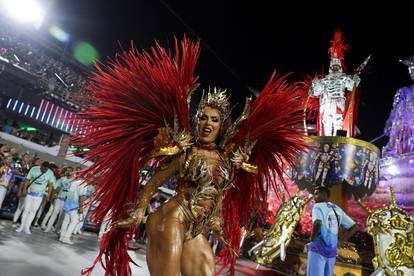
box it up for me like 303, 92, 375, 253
152, 132, 192, 158
241, 162, 258, 174
155, 145, 181, 157
151, 116, 193, 158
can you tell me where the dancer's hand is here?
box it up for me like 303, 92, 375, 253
231, 140, 257, 174
112, 208, 145, 229
231, 142, 255, 169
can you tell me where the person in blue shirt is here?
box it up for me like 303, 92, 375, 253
42, 167, 74, 232
307, 186, 358, 276
3, 120, 13, 134
73, 182, 95, 235
16, 162, 55, 234
59, 175, 86, 244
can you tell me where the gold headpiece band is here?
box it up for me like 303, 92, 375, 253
196, 87, 231, 121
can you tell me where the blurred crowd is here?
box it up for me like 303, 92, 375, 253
0, 24, 87, 103
0, 142, 96, 244
1, 119, 58, 147
0, 144, 171, 245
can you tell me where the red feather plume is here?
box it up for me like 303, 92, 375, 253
73, 37, 200, 276
218, 73, 307, 274
328, 29, 350, 62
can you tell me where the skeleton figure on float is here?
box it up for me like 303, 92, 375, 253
311, 143, 339, 186
362, 151, 378, 189
309, 31, 361, 136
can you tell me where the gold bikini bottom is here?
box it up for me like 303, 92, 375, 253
174, 195, 213, 241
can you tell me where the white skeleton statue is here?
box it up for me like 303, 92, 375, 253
309, 53, 360, 136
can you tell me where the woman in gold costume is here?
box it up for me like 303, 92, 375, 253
76, 37, 306, 276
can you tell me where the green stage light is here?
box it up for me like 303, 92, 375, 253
19, 126, 38, 132
73, 41, 99, 66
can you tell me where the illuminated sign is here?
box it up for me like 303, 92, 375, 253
5, 98, 80, 133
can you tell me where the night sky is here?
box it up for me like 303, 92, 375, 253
46, 1, 414, 149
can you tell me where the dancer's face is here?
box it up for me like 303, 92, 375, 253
197, 107, 221, 144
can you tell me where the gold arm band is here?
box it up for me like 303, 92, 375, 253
241, 162, 258, 174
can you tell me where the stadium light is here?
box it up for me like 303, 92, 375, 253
1, 0, 45, 28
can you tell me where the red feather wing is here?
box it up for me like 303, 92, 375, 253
73, 37, 200, 275
219, 73, 307, 273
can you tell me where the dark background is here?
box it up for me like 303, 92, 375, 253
46, 1, 414, 148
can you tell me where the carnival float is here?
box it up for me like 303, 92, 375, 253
247, 31, 414, 276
